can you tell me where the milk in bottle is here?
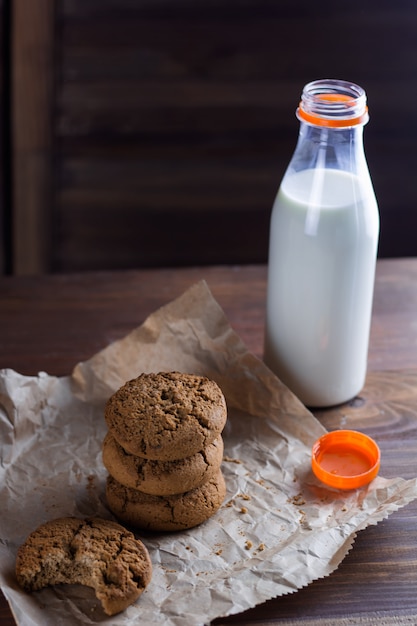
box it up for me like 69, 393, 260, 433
264, 80, 379, 407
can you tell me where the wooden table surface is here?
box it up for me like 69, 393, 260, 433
1, 257, 417, 625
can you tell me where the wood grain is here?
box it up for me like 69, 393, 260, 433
12, 0, 55, 274
0, 0, 5, 274
9, 0, 417, 273
1, 258, 417, 624
53, 0, 417, 269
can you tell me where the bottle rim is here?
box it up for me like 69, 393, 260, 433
297, 79, 369, 128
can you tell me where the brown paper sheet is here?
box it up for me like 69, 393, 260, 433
1, 281, 417, 626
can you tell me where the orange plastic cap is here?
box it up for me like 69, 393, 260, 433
312, 430, 380, 490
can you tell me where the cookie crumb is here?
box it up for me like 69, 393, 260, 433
240, 507, 248, 514
298, 510, 308, 526
245, 540, 253, 550
223, 456, 242, 464
238, 493, 251, 501
86, 474, 96, 496
289, 493, 306, 506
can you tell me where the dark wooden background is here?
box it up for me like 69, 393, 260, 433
2, 0, 417, 274
0, 0, 5, 275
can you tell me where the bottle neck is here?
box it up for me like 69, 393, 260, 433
284, 79, 372, 180
288, 120, 367, 177
299, 120, 365, 143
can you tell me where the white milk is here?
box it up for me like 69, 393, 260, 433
264, 167, 379, 407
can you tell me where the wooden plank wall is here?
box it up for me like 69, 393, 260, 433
12, 0, 55, 275
0, 0, 5, 274
12, 0, 417, 272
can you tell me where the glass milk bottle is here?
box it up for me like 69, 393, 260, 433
264, 79, 379, 407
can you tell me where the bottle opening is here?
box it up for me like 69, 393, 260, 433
297, 79, 369, 128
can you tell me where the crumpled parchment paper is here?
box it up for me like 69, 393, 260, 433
1, 281, 417, 626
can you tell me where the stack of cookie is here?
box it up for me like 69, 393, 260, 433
103, 371, 227, 532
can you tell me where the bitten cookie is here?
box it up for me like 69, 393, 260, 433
105, 372, 227, 461
106, 470, 226, 531
15, 517, 152, 616
103, 431, 224, 496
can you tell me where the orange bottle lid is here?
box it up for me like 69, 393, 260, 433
312, 430, 380, 490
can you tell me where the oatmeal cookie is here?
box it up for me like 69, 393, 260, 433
105, 372, 227, 461
106, 470, 226, 531
15, 517, 152, 616
103, 431, 224, 495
